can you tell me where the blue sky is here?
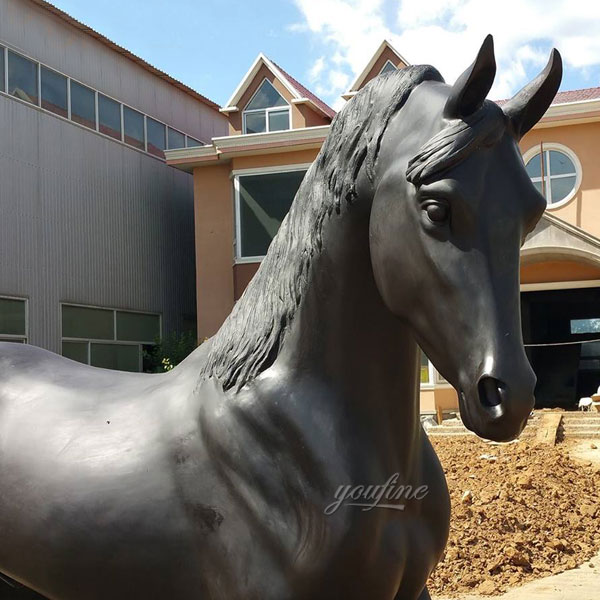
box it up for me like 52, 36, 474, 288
51, 0, 600, 111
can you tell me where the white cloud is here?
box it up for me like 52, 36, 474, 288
291, 0, 600, 106
309, 56, 326, 81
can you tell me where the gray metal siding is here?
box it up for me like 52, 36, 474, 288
0, 93, 197, 353
0, 0, 228, 142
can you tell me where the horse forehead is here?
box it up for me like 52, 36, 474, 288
378, 82, 449, 171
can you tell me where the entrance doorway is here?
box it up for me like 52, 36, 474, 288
521, 286, 600, 409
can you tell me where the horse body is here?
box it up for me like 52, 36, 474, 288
0, 36, 561, 599
0, 335, 448, 599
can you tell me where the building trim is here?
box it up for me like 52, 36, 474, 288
165, 126, 329, 171
521, 279, 600, 292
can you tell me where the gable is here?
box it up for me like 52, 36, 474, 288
343, 40, 410, 99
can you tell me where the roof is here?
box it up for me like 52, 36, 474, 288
220, 54, 335, 119
344, 40, 410, 97
496, 86, 600, 107
28, 0, 220, 110
269, 59, 336, 119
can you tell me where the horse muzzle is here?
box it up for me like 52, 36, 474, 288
458, 368, 536, 442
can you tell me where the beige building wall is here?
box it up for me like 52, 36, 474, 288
193, 147, 321, 340
520, 122, 600, 236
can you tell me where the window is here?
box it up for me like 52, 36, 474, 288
235, 169, 306, 259
7, 50, 38, 105
98, 94, 121, 140
571, 318, 600, 335
0, 296, 27, 343
61, 304, 160, 372
40, 66, 67, 117
0, 46, 5, 93
242, 79, 290, 134
420, 351, 435, 385
167, 127, 185, 149
147, 117, 166, 158
124, 106, 145, 150
70, 80, 96, 129
524, 144, 581, 207
380, 60, 398, 75
186, 136, 203, 148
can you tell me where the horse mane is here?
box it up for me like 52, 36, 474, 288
406, 100, 507, 185
198, 65, 445, 391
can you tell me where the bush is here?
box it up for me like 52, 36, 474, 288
143, 331, 198, 373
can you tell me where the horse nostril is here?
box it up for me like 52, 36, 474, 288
478, 376, 504, 408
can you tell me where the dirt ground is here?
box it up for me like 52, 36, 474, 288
434, 551, 600, 600
427, 437, 600, 597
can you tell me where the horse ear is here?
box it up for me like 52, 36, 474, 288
502, 49, 562, 140
444, 34, 496, 119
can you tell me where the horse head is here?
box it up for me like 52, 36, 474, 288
366, 36, 562, 441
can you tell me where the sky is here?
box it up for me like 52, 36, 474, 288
51, 0, 600, 111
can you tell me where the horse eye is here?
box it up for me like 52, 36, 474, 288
424, 202, 449, 224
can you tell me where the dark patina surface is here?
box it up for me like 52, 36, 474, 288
0, 36, 561, 599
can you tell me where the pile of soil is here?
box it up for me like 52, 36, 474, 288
427, 437, 600, 596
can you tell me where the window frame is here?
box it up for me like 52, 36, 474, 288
1, 45, 7, 94
0, 294, 28, 343
522, 143, 582, 209
60, 302, 162, 372
379, 60, 398, 75
233, 164, 311, 263
7, 49, 39, 106
242, 78, 291, 135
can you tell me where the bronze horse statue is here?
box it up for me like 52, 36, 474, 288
0, 36, 561, 599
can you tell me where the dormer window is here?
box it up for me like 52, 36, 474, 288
380, 60, 398, 75
243, 79, 290, 134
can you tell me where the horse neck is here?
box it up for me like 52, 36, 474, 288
279, 198, 421, 437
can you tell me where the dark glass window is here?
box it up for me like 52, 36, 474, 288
90, 343, 140, 372
167, 127, 185, 149
62, 305, 113, 340
186, 136, 203, 147
147, 117, 166, 158
98, 94, 121, 140
244, 111, 266, 134
243, 80, 289, 134
380, 61, 398, 75
268, 109, 289, 132
246, 80, 287, 110
62, 341, 88, 364
124, 106, 145, 150
70, 80, 96, 129
525, 149, 578, 205
116, 311, 160, 342
237, 170, 306, 258
0, 47, 5, 93
7, 51, 38, 105
0, 297, 26, 337
41, 66, 67, 117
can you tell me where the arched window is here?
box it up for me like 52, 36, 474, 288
523, 144, 582, 208
243, 79, 290, 134
379, 60, 397, 75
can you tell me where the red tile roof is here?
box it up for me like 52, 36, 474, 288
29, 0, 220, 110
495, 86, 600, 107
269, 59, 337, 119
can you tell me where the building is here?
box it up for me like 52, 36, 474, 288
0, 0, 228, 371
